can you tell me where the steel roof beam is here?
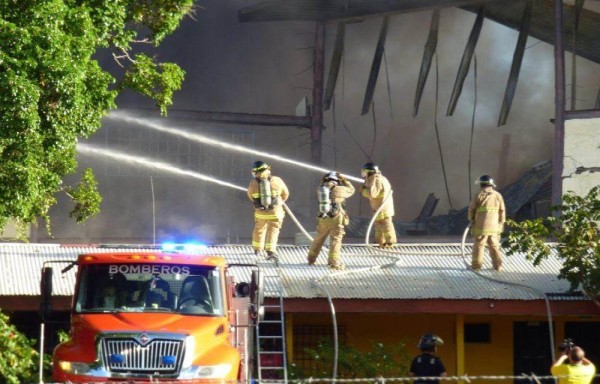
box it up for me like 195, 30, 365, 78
361, 16, 389, 115
446, 5, 485, 117
497, 0, 534, 126
116, 108, 312, 128
414, 10, 440, 117
324, 22, 346, 111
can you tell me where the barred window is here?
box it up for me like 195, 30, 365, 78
292, 324, 346, 372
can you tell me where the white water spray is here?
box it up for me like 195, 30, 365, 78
78, 143, 315, 241
77, 144, 247, 192
108, 111, 364, 183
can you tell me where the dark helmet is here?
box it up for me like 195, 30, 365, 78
475, 174, 496, 187
252, 161, 270, 174
362, 162, 379, 173
323, 171, 339, 183
418, 333, 444, 349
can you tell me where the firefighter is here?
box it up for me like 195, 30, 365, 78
307, 171, 355, 270
360, 162, 397, 247
247, 161, 289, 260
468, 175, 506, 271
409, 334, 447, 384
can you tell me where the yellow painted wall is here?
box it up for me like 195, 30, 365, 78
462, 314, 518, 384
291, 313, 457, 375
288, 311, 600, 383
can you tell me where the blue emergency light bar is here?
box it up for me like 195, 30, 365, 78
160, 242, 208, 254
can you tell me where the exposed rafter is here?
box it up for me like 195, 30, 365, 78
497, 0, 534, 126
462, 0, 600, 64
446, 5, 485, 117
361, 16, 389, 115
239, 0, 491, 22
414, 9, 440, 117
239, 0, 600, 64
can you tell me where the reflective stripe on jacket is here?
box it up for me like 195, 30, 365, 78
361, 173, 394, 218
247, 176, 289, 220
468, 186, 506, 236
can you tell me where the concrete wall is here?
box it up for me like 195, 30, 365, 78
563, 118, 600, 196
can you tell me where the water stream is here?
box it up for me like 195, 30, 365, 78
77, 143, 247, 192
108, 111, 363, 183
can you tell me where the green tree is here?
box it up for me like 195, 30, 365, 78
0, 310, 39, 384
503, 186, 600, 306
290, 339, 411, 380
0, 0, 192, 233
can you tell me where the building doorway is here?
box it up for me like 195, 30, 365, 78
513, 322, 553, 384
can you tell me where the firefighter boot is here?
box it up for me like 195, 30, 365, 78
307, 252, 317, 266
266, 251, 278, 262
328, 263, 345, 271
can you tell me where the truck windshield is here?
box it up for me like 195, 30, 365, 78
74, 264, 224, 316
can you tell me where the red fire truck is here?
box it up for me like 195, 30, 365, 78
40, 250, 274, 383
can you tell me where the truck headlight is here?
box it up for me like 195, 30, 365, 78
195, 364, 232, 378
58, 360, 91, 375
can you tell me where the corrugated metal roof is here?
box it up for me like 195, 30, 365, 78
0, 243, 582, 302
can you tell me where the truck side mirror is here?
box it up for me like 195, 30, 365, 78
250, 270, 265, 321
40, 267, 53, 321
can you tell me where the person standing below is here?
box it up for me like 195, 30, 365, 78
247, 161, 289, 260
360, 162, 397, 248
551, 346, 596, 384
468, 175, 506, 271
307, 172, 355, 270
409, 334, 447, 384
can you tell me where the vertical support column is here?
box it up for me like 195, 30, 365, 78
285, 313, 294, 363
552, 0, 566, 208
456, 314, 465, 382
554, 317, 564, 350
311, 21, 326, 166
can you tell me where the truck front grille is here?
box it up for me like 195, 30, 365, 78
101, 338, 184, 374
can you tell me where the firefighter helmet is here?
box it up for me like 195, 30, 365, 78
475, 174, 496, 187
362, 162, 379, 173
323, 171, 339, 184
417, 333, 444, 349
252, 161, 270, 174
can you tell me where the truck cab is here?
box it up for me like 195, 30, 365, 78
47, 251, 254, 383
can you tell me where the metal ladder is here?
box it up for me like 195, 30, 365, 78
256, 269, 288, 383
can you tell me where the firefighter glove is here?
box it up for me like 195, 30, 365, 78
337, 172, 347, 183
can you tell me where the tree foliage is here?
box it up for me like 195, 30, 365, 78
65, 167, 102, 223
503, 186, 600, 305
0, 0, 192, 232
289, 339, 411, 380
0, 310, 39, 384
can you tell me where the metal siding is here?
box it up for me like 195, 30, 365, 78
0, 243, 582, 301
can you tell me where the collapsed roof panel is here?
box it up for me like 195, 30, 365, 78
462, 0, 600, 64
